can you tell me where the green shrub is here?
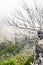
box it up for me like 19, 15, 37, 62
2, 58, 17, 65
0, 55, 34, 65
24, 55, 34, 65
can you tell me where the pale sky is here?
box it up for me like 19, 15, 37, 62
0, 0, 42, 19
0, 0, 19, 19
0, 0, 43, 39
0, 0, 20, 36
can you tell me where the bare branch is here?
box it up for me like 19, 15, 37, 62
4, 0, 43, 36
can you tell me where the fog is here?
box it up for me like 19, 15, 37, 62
0, 0, 42, 39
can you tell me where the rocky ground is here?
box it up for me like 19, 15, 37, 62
33, 39, 43, 65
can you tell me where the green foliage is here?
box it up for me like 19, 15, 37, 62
0, 58, 16, 65
0, 55, 34, 65
0, 42, 22, 56
1, 59, 14, 65
24, 55, 34, 65
0, 41, 27, 57
0, 38, 34, 65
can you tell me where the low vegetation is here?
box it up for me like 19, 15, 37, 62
0, 54, 34, 65
0, 39, 34, 65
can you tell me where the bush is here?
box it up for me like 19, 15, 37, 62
2, 58, 17, 65
0, 55, 34, 65
24, 55, 34, 65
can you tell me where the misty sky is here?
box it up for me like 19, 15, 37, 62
0, 0, 20, 37
0, 0, 43, 38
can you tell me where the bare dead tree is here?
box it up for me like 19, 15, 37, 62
3, 0, 43, 39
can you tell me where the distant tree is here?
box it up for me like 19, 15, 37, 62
4, 0, 43, 38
